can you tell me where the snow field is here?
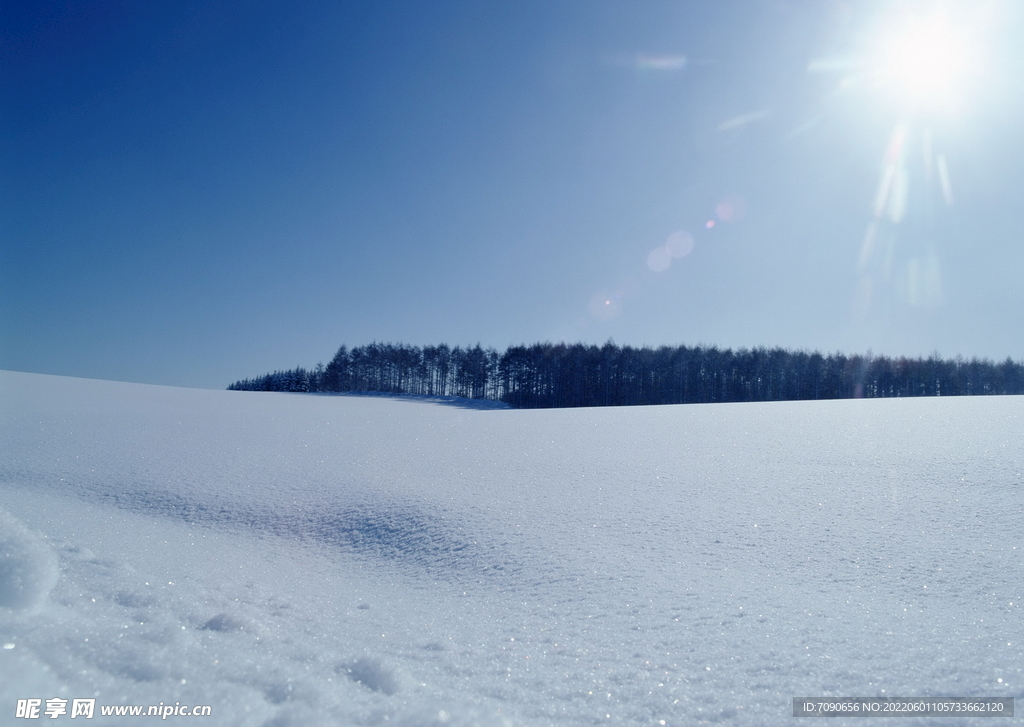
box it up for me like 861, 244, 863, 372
1, 370, 1022, 725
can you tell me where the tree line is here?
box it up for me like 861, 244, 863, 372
227, 341, 1024, 408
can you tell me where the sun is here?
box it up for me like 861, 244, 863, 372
868, 10, 979, 113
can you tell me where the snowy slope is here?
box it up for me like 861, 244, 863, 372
1, 370, 1021, 726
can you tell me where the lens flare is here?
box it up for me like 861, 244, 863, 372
646, 246, 671, 272
936, 154, 954, 205
634, 54, 688, 71
903, 252, 943, 308
714, 195, 747, 223
717, 110, 770, 131
665, 231, 694, 258
588, 291, 621, 321
647, 231, 695, 273
871, 126, 907, 220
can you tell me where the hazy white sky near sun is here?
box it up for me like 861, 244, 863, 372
3, 0, 1024, 388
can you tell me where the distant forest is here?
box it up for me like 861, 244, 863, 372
228, 341, 1024, 408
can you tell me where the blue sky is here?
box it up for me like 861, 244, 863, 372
3, 0, 1023, 389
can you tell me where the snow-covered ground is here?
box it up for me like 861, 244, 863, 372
1, 369, 1021, 726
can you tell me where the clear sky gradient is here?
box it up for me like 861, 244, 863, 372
3, 0, 1023, 389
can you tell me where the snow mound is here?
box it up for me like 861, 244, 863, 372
338, 655, 403, 695
0, 508, 59, 611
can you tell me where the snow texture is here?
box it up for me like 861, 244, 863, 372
0, 369, 1021, 725
0, 508, 59, 611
